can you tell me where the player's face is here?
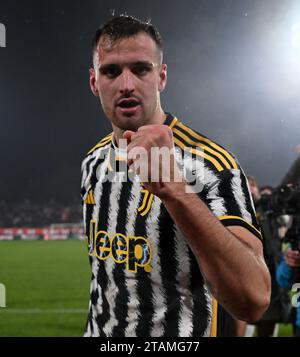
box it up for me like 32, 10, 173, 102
90, 33, 167, 132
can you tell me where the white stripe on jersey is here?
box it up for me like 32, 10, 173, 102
188, 161, 226, 217
102, 172, 125, 337
81, 146, 109, 200
203, 286, 213, 337
174, 227, 194, 337
90, 258, 100, 337
148, 197, 167, 337
231, 169, 252, 223
201, 167, 228, 217
81, 149, 98, 191
124, 181, 142, 337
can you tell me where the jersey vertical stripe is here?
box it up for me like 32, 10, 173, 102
111, 180, 134, 336
94, 179, 112, 334
102, 174, 125, 336
149, 197, 167, 337
124, 183, 143, 337
158, 205, 180, 336
135, 191, 154, 337
83, 147, 110, 336
230, 169, 252, 223
174, 227, 194, 337
190, 252, 211, 336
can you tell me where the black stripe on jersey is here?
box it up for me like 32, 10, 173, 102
112, 181, 133, 337
218, 170, 242, 217
81, 156, 97, 199
89, 153, 109, 190
173, 132, 228, 172
85, 203, 94, 255
158, 206, 180, 336
95, 180, 112, 334
189, 252, 210, 336
90, 272, 99, 307
174, 122, 237, 170
135, 192, 154, 337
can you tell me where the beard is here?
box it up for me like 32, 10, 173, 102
110, 108, 149, 132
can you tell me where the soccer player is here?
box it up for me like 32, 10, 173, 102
80, 15, 271, 337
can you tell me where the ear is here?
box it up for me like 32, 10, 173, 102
89, 68, 99, 97
158, 64, 167, 92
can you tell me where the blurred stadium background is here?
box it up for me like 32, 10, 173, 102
0, 201, 91, 336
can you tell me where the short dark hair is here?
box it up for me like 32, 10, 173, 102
92, 15, 163, 59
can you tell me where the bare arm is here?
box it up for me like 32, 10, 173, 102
160, 181, 271, 322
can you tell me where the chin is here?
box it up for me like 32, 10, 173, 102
114, 115, 143, 132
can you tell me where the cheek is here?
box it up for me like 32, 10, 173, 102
99, 86, 112, 105
144, 81, 160, 99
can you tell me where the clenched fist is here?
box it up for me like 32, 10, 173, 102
123, 124, 184, 198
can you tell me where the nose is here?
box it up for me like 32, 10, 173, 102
119, 69, 135, 94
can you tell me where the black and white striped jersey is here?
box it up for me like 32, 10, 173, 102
80, 114, 261, 337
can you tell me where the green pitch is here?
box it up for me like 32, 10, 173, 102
0, 240, 294, 337
0, 240, 90, 336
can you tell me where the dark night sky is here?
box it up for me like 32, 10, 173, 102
0, 0, 299, 203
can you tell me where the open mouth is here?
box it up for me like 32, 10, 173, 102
117, 98, 141, 109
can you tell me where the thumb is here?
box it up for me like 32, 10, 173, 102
123, 130, 135, 144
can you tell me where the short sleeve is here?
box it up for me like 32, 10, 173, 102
202, 168, 262, 240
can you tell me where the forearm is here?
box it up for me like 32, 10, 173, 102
160, 182, 270, 321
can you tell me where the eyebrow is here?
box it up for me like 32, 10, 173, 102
99, 61, 155, 71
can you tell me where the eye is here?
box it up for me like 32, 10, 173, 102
132, 65, 151, 76
100, 65, 121, 79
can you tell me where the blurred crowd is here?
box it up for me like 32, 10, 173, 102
0, 199, 82, 227
218, 146, 300, 337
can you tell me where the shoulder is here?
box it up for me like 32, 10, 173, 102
86, 132, 113, 156
171, 119, 239, 174
81, 132, 112, 172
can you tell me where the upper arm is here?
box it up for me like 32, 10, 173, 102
227, 225, 264, 258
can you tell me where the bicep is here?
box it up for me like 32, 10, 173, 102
227, 225, 264, 258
